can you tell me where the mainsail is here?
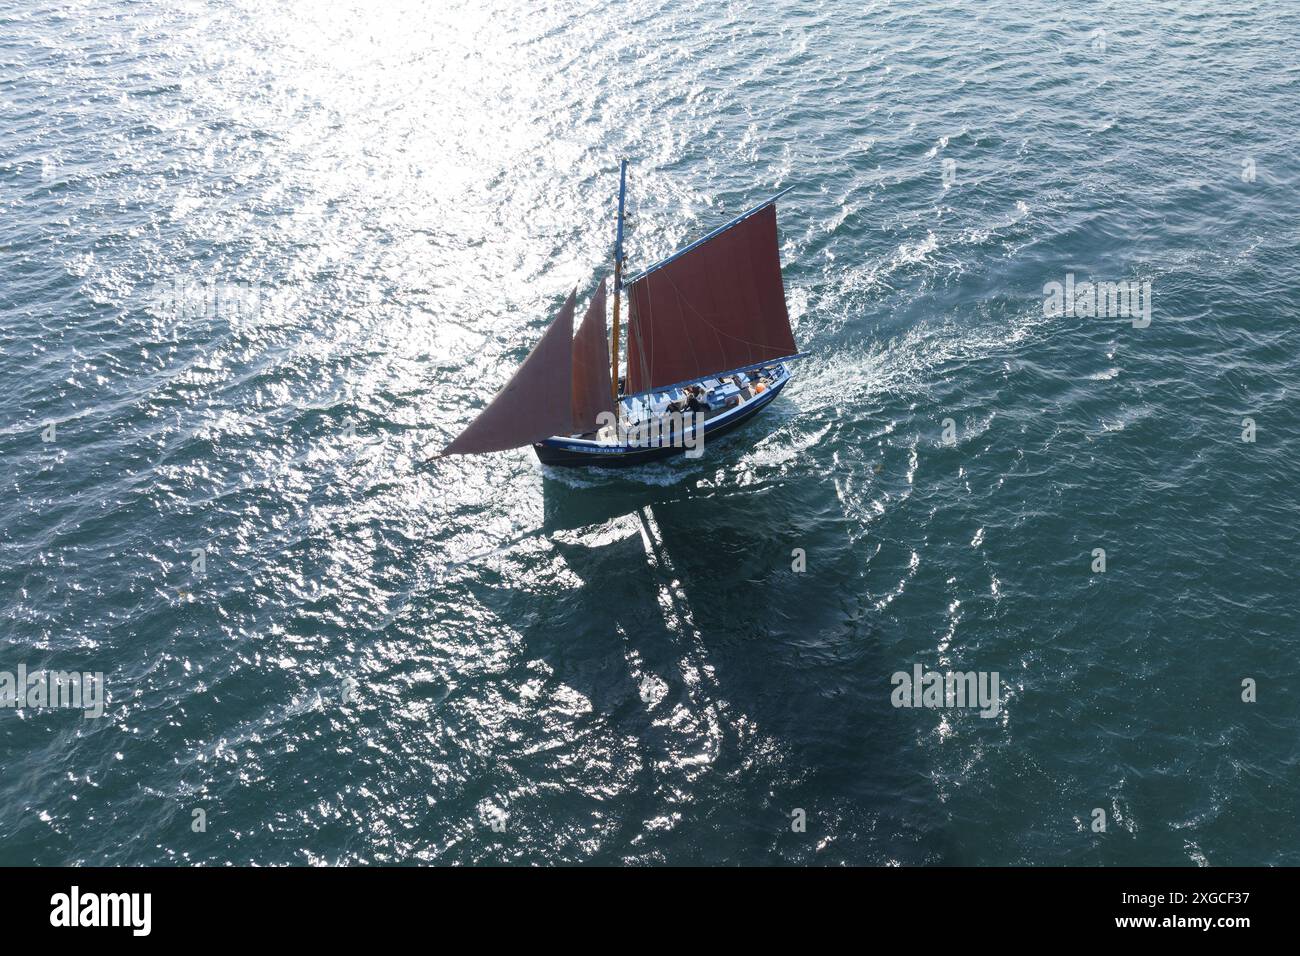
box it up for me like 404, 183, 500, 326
624, 200, 797, 394
443, 290, 576, 455
570, 279, 613, 433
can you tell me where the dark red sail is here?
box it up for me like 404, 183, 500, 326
570, 279, 613, 433
625, 202, 797, 394
443, 290, 576, 455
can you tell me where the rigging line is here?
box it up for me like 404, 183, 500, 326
672, 279, 704, 387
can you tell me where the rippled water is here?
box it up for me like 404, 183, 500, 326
2, 0, 1298, 865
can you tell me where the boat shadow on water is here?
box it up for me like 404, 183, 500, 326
482, 472, 958, 864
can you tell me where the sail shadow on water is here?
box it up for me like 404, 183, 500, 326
427, 476, 957, 862
522, 528, 681, 719
490, 518, 742, 861
481, 490, 952, 863
643, 492, 960, 864
443, 456, 961, 861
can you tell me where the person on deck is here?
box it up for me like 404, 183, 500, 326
667, 385, 711, 415
684, 385, 711, 414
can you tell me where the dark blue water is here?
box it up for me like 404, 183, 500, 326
2, 0, 1297, 865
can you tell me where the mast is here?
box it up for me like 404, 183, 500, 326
610, 159, 628, 414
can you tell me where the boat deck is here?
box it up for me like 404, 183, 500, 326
561, 362, 790, 447
534, 362, 791, 467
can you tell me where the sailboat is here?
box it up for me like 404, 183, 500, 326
440, 161, 805, 468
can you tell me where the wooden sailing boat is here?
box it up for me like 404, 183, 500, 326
442, 161, 804, 468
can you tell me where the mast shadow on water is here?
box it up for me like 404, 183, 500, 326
473, 481, 957, 863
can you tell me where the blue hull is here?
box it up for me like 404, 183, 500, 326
534, 373, 789, 469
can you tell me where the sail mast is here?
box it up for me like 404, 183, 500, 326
609, 159, 628, 415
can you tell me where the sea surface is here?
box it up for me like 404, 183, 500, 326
2, 0, 1298, 866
